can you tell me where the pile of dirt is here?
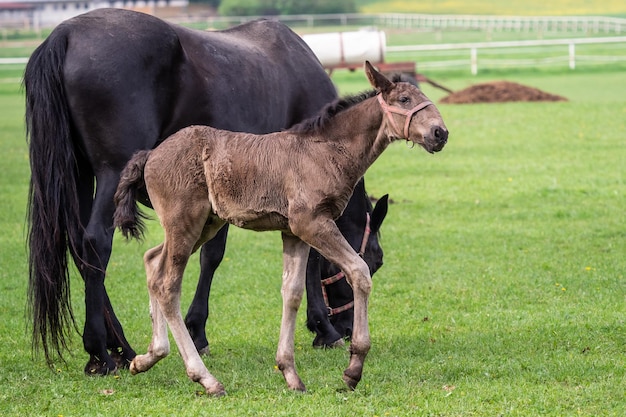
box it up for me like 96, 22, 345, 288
440, 81, 567, 104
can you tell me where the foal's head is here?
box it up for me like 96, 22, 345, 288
365, 61, 449, 154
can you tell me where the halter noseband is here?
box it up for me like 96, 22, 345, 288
377, 93, 433, 140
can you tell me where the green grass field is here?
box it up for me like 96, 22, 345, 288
1, 13, 625, 416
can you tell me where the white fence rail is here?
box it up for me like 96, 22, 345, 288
192, 13, 626, 35
375, 14, 626, 34
0, 57, 28, 64
386, 36, 626, 74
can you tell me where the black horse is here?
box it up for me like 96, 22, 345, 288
24, 8, 384, 375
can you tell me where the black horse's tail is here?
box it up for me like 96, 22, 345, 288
113, 150, 151, 240
23, 28, 81, 365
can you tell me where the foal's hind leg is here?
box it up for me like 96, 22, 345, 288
133, 238, 226, 396
129, 244, 170, 374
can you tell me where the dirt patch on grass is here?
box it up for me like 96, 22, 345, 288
440, 81, 568, 104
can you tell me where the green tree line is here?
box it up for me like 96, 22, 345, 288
190, 0, 357, 16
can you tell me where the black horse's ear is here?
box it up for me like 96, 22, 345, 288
370, 194, 389, 234
365, 61, 393, 94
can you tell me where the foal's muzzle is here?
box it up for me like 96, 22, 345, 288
430, 125, 449, 152
422, 125, 448, 153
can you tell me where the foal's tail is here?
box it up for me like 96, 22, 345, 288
113, 150, 151, 240
23, 27, 80, 364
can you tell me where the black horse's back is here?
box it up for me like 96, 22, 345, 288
170, 18, 336, 133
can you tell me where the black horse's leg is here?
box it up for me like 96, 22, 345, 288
75, 167, 136, 368
103, 290, 136, 368
80, 172, 132, 375
185, 224, 229, 355
305, 249, 343, 348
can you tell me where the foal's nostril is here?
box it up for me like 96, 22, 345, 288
433, 126, 448, 143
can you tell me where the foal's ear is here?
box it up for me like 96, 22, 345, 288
365, 61, 394, 94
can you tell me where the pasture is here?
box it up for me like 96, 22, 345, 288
1, 39, 625, 417
356, 0, 626, 16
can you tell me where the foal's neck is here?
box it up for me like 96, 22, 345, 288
328, 96, 393, 174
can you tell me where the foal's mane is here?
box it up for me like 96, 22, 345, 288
288, 89, 378, 135
288, 74, 413, 135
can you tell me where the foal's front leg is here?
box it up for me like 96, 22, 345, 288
296, 218, 372, 390
276, 234, 310, 391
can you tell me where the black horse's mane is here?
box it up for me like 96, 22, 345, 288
288, 74, 415, 135
288, 89, 378, 135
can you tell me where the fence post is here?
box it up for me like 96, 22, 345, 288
569, 42, 576, 69
471, 47, 478, 75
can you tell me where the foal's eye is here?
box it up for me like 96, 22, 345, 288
399, 96, 410, 104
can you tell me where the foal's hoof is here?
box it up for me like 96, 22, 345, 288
206, 385, 227, 397
290, 381, 307, 393
342, 371, 361, 391
129, 359, 140, 375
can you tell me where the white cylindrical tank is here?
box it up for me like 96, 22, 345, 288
302, 30, 386, 68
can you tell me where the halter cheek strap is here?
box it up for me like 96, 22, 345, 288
377, 94, 433, 139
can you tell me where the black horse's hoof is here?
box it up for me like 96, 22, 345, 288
312, 336, 345, 349
84, 355, 118, 376
197, 344, 210, 356
186, 322, 210, 356
109, 348, 135, 369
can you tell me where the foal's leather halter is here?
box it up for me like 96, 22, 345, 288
321, 212, 371, 316
377, 93, 433, 139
